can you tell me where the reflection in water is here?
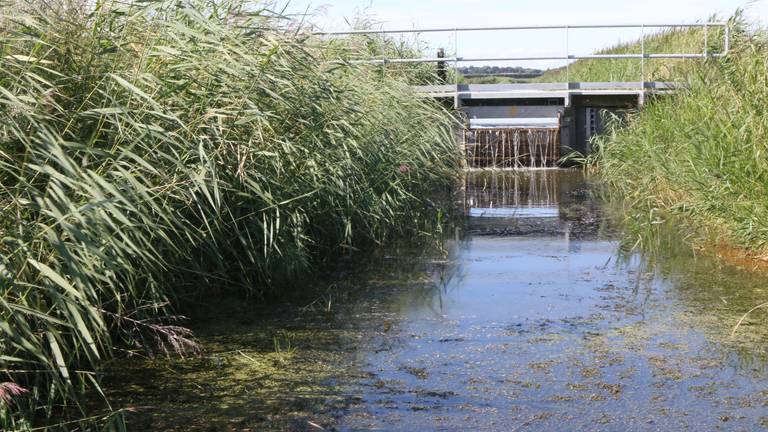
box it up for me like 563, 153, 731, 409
106, 170, 768, 432
464, 169, 559, 209
341, 170, 768, 431
465, 170, 559, 218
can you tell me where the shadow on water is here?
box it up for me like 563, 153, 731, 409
104, 170, 768, 431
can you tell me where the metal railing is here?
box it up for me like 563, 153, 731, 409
314, 22, 729, 83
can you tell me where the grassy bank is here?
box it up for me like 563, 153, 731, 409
538, 23, 727, 83
590, 15, 768, 256
0, 0, 460, 428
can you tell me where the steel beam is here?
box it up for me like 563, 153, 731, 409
313, 22, 727, 36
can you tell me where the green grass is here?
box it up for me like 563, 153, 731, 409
590, 14, 768, 256
0, 0, 461, 429
538, 23, 727, 83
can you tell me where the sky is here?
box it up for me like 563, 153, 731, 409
277, 0, 768, 69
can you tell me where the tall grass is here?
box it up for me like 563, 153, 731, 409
0, 0, 461, 428
592, 14, 768, 256
538, 23, 727, 83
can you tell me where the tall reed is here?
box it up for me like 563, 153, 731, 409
593, 14, 768, 255
0, 0, 461, 428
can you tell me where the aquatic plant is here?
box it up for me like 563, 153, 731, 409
0, 0, 460, 428
592, 14, 768, 256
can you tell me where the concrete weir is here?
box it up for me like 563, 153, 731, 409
415, 82, 674, 167
464, 124, 560, 169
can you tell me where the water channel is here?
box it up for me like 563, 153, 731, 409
107, 170, 768, 431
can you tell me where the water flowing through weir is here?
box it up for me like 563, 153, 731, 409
463, 127, 560, 169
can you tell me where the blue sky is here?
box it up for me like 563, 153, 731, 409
278, 0, 767, 69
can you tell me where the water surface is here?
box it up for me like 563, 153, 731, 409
108, 170, 768, 431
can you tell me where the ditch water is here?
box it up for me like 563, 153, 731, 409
107, 170, 768, 431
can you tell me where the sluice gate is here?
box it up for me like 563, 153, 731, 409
454, 90, 644, 168
462, 106, 563, 169
463, 127, 560, 169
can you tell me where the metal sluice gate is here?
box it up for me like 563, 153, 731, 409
463, 116, 561, 169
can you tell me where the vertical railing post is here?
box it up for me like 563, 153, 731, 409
382, 59, 388, 79
704, 23, 709, 57
437, 48, 447, 82
454, 28, 459, 108
640, 24, 645, 89
565, 25, 570, 84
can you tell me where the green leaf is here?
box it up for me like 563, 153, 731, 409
28, 259, 84, 301
46, 332, 71, 384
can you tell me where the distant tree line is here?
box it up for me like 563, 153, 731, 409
458, 66, 543, 77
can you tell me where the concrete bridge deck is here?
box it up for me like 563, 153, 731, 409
414, 82, 676, 107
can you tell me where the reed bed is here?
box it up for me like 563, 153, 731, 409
0, 0, 461, 428
592, 14, 768, 255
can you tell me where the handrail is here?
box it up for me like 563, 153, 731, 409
313, 22, 727, 35
342, 53, 720, 65
315, 22, 730, 81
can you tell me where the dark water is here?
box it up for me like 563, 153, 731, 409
108, 170, 768, 431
